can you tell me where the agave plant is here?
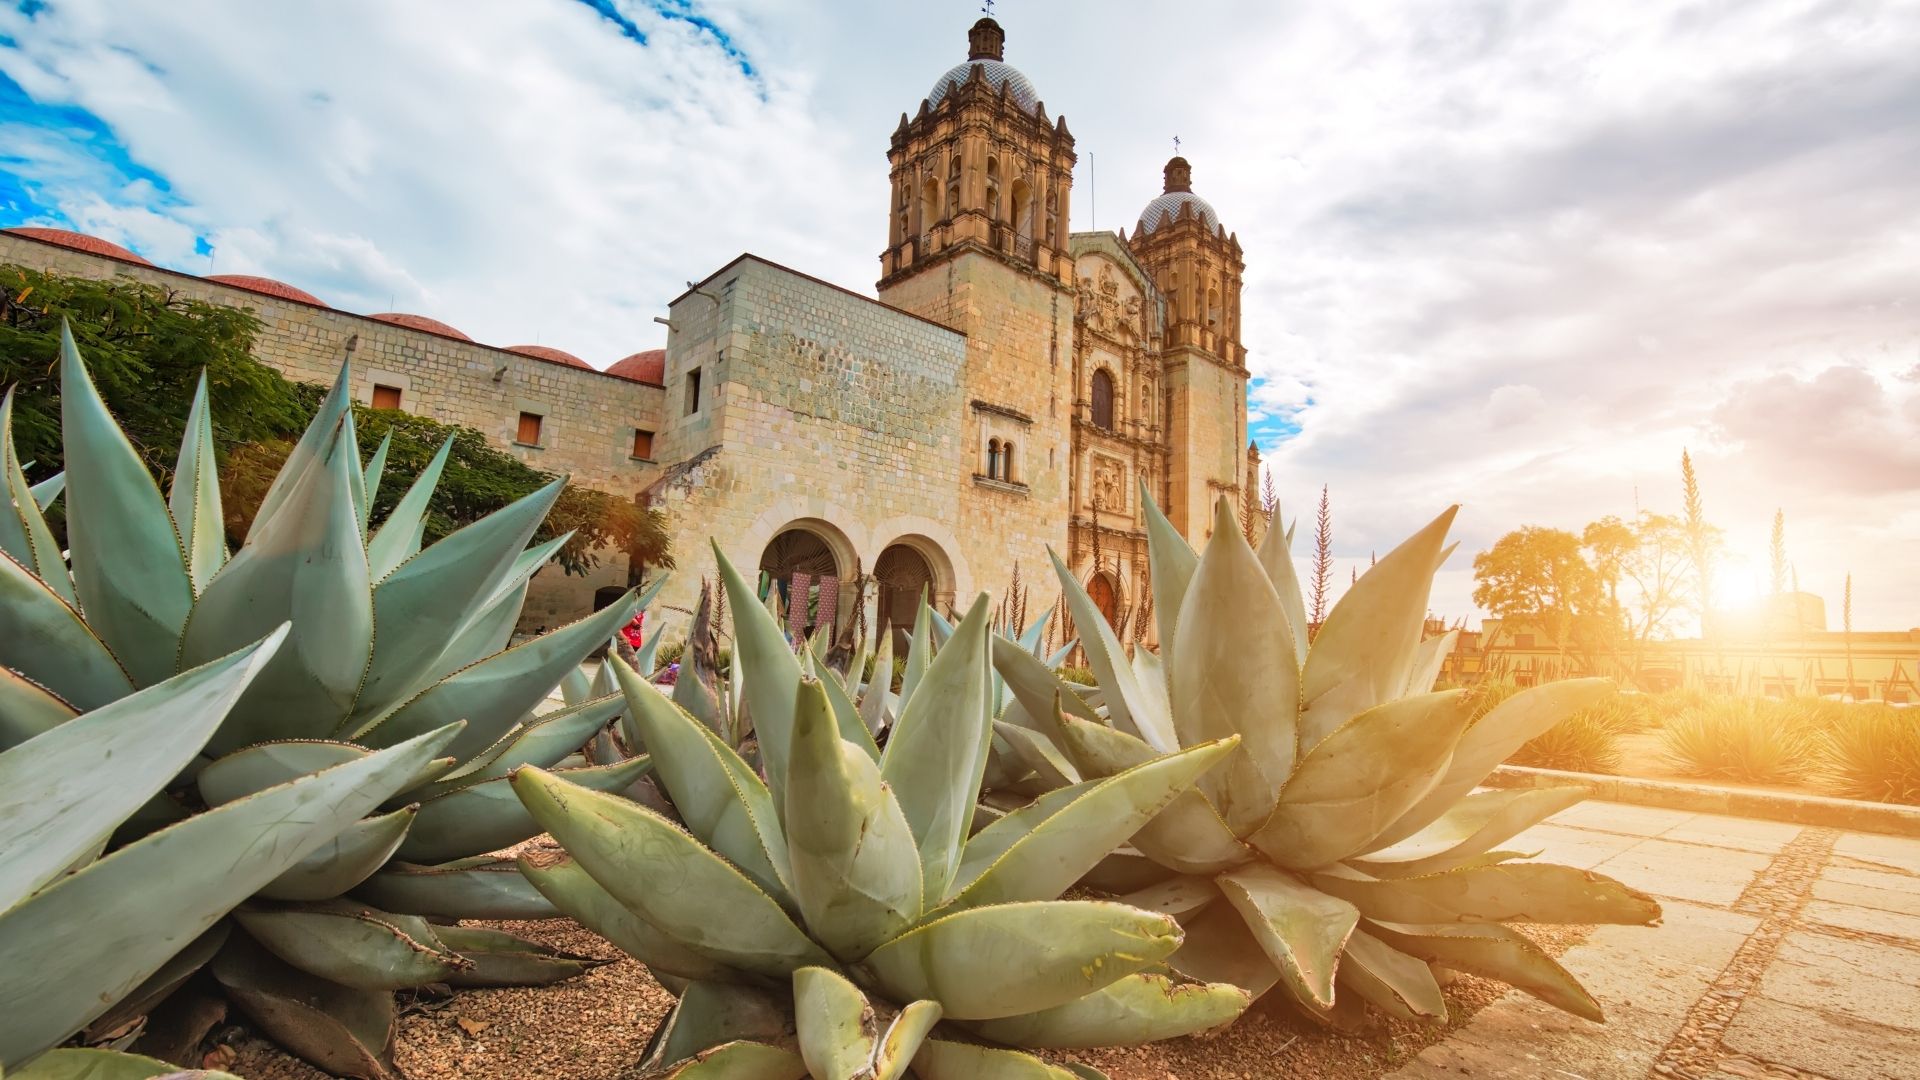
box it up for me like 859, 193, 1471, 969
0, 627, 459, 1074
0, 324, 659, 1076
991, 484, 1661, 1028
512, 543, 1252, 1077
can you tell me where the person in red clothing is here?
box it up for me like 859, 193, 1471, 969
615, 610, 644, 665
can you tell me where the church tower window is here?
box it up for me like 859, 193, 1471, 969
946, 156, 963, 221
986, 158, 1002, 224
1090, 369, 1115, 431
1044, 188, 1059, 247
1001, 441, 1016, 482
986, 437, 1001, 479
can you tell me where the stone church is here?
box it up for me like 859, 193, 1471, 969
0, 17, 1253, 645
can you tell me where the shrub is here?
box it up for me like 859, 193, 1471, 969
1662, 698, 1818, 784
1510, 706, 1625, 773
1056, 664, 1096, 686
1823, 705, 1920, 806
1464, 677, 1523, 723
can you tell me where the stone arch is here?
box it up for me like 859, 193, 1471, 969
1086, 568, 1123, 631
1090, 367, 1116, 430
756, 517, 859, 642
871, 530, 960, 641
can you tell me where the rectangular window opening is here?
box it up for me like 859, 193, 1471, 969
632, 428, 655, 460
516, 411, 543, 446
371, 384, 403, 411
685, 367, 703, 416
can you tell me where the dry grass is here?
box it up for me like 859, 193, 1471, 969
1660, 697, 1820, 784
1822, 704, 1920, 806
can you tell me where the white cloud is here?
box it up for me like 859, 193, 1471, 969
2, 0, 1917, 627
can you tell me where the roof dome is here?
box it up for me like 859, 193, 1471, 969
205, 274, 326, 307
505, 344, 590, 369
5, 227, 152, 266
926, 19, 1039, 116
368, 312, 472, 341
1136, 156, 1223, 235
607, 348, 666, 385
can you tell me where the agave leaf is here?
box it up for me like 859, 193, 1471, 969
180, 417, 372, 752
197, 740, 368, 804
1299, 506, 1457, 711
364, 434, 453, 581
395, 756, 651, 864
1130, 647, 1168, 721
1164, 901, 1281, 999
81, 923, 231, 1045
1368, 919, 1603, 1021
1371, 679, 1612, 851
8, 1047, 244, 1079
872, 999, 941, 1080
1052, 715, 1250, 875
1048, 549, 1174, 751
1404, 628, 1459, 697
425, 533, 575, 683
0, 547, 136, 712
992, 720, 1082, 791
433, 924, 609, 987
514, 767, 831, 976
1337, 928, 1447, 1022
210, 933, 399, 1080
714, 543, 807, 814
0, 628, 285, 914
617, 656, 792, 901
898, 594, 933, 711
858, 628, 895, 736
355, 478, 566, 717
57, 324, 193, 685
857, 900, 1180, 1021
1116, 876, 1218, 919
653, 1040, 807, 1078
1249, 689, 1473, 870
30, 470, 64, 510
1, 388, 74, 603
963, 972, 1249, 1048
792, 966, 875, 1080
1294, 675, 1377, 755
1255, 501, 1309, 667
955, 779, 1097, 888
881, 594, 996, 903
0, 667, 78, 752
910, 1039, 1084, 1080
1351, 786, 1588, 878
1171, 499, 1300, 834
1140, 478, 1196, 658
1214, 863, 1358, 1011
257, 807, 416, 902
168, 371, 227, 593
361, 430, 391, 522
810, 651, 881, 759
639, 980, 795, 1073
354, 856, 558, 921
517, 849, 744, 982
785, 677, 922, 960
415, 691, 627, 797
361, 592, 639, 760
234, 902, 468, 990
0, 724, 456, 1067
948, 737, 1240, 910
673, 586, 724, 736
1315, 861, 1661, 926
991, 636, 1100, 728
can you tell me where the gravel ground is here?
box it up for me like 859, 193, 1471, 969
226, 917, 1589, 1080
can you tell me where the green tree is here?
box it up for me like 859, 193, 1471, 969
1471, 525, 1607, 672
1583, 512, 1692, 675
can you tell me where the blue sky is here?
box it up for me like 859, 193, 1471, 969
3, 0, 1918, 626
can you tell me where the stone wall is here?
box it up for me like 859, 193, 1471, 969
0, 232, 667, 630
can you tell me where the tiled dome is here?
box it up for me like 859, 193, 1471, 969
368, 312, 472, 341
607, 348, 666, 384
5, 227, 152, 266
506, 344, 591, 370
206, 274, 326, 307
927, 60, 1041, 115
1136, 191, 1221, 235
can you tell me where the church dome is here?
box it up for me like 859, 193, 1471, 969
925, 18, 1040, 116
5, 226, 152, 266
505, 344, 590, 370
607, 348, 666, 385
1136, 156, 1223, 235
368, 312, 472, 341
206, 274, 326, 307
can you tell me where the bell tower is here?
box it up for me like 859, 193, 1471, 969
1126, 156, 1250, 538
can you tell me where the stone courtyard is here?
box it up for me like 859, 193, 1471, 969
1391, 804, 1920, 1080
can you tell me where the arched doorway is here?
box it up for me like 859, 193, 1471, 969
875, 544, 934, 653
1087, 571, 1121, 631
760, 527, 844, 643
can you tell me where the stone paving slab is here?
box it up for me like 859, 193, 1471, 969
1389, 799, 1920, 1080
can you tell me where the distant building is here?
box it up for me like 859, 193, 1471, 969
0, 17, 1254, 643
1435, 593, 1920, 702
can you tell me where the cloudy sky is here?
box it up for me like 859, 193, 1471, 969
3, 0, 1917, 628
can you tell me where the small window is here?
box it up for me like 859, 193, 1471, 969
1513, 633, 1536, 649
685, 367, 703, 416
1090, 369, 1115, 431
986, 438, 1002, 479
371, 383, 402, 411
631, 428, 655, 460
516, 411, 543, 446
1001, 441, 1016, 483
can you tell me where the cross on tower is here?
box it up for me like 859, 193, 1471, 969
1173, 135, 1182, 155
981, 0, 995, 14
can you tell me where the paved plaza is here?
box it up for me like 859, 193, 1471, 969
1390, 802, 1920, 1080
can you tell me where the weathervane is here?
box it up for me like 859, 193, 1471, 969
1173, 134, 1181, 155
981, 0, 995, 14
